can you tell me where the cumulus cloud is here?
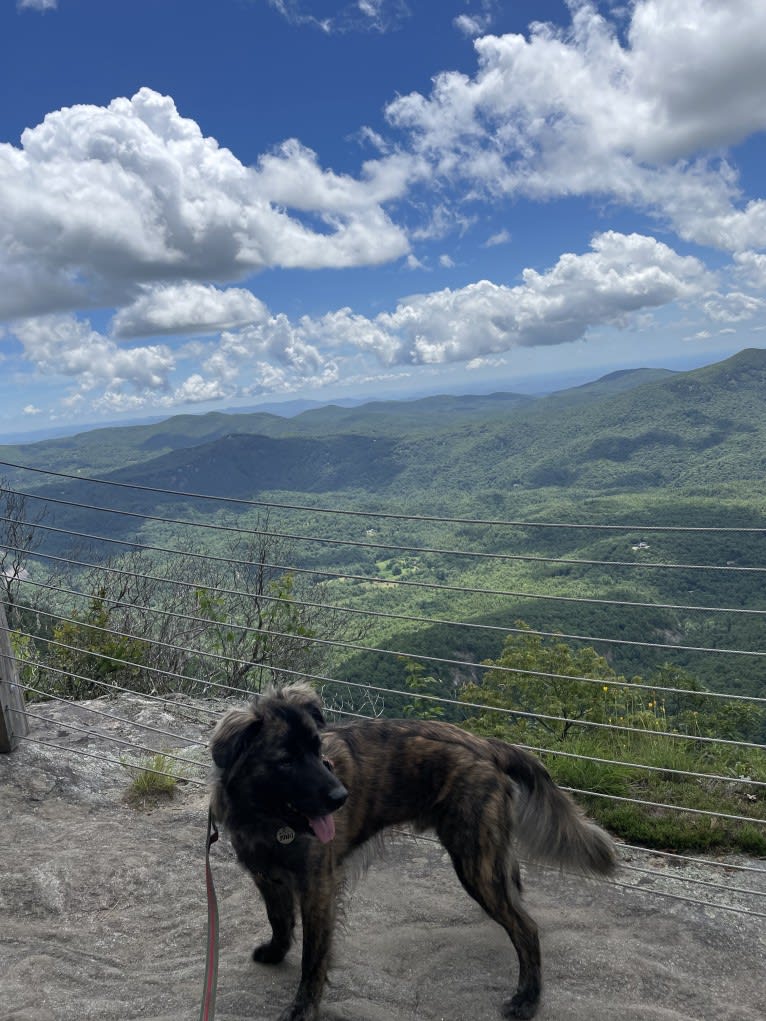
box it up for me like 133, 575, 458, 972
111, 283, 268, 338
703, 291, 764, 323
734, 251, 766, 290
385, 0, 766, 253
0, 88, 409, 320
204, 314, 339, 390
165, 374, 228, 406
5, 230, 713, 415
13, 315, 175, 394
189, 231, 709, 397
374, 232, 711, 364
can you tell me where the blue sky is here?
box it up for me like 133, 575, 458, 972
2, 0, 766, 436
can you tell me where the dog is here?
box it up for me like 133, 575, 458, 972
210, 683, 616, 1021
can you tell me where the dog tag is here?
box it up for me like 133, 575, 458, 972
276, 826, 295, 845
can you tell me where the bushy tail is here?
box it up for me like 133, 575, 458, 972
500, 744, 617, 876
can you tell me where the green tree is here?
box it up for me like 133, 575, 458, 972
398, 657, 445, 719
461, 622, 622, 741
52, 589, 151, 698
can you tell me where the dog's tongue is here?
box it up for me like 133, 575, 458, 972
308, 814, 336, 843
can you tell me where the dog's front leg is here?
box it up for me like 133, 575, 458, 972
278, 874, 337, 1021
253, 875, 296, 965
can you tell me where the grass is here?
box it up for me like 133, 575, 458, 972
123, 752, 182, 807
463, 709, 766, 856
540, 736, 766, 856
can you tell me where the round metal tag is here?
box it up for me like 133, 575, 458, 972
276, 826, 296, 845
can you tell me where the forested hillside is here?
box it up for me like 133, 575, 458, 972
3, 347, 766, 702
4, 349, 766, 853
4, 349, 766, 498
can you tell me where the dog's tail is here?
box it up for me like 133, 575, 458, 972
498, 743, 617, 876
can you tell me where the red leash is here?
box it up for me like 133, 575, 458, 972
200, 808, 220, 1021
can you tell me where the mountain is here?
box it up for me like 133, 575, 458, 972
6, 347, 766, 539
4, 347, 766, 531
6, 348, 766, 698
0, 358, 688, 485
546, 366, 676, 405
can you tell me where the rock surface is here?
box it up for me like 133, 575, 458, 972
1, 695, 764, 1021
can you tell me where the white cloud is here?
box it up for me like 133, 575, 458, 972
166, 374, 228, 405
111, 283, 268, 338
203, 314, 339, 392
18, 0, 58, 10
466, 355, 506, 371
454, 1, 496, 38
7, 231, 712, 415
193, 230, 709, 391
0, 88, 409, 320
454, 14, 491, 38
734, 251, 766, 290
266, 0, 410, 33
13, 315, 175, 393
22, 404, 42, 415
703, 291, 764, 323
375, 232, 710, 364
485, 229, 511, 247
385, 0, 766, 253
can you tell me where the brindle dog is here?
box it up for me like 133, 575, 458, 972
210, 684, 616, 1021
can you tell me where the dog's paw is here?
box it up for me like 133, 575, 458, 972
252, 940, 289, 964
502, 991, 540, 1019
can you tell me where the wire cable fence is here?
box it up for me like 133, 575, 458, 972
1, 464, 765, 919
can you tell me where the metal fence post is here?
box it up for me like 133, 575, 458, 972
0, 601, 28, 752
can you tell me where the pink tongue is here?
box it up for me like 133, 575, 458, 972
308, 814, 336, 843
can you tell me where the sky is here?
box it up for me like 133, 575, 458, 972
2, 0, 766, 437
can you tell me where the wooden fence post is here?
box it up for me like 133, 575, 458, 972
0, 601, 28, 752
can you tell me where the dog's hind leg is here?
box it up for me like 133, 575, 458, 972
253, 875, 296, 964
437, 807, 542, 1019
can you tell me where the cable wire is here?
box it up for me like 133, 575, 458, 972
7, 490, 766, 573
18, 733, 207, 787
561, 786, 765, 825
4, 460, 766, 534
392, 829, 766, 918
10, 512, 766, 619
18, 607, 766, 790
17, 706, 208, 773
12, 585, 766, 706
10, 538, 766, 659
15, 655, 221, 719
9, 623, 765, 753
17, 681, 208, 746
619, 862, 766, 899
517, 743, 766, 788
617, 843, 766, 874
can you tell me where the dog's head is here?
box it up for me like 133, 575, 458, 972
210, 683, 347, 844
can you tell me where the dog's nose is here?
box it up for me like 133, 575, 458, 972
328, 784, 348, 810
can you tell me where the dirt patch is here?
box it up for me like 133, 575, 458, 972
1, 696, 764, 1021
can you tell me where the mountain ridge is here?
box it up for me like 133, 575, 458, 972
2, 349, 766, 501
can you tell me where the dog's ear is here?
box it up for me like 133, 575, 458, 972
278, 683, 327, 730
209, 707, 262, 769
